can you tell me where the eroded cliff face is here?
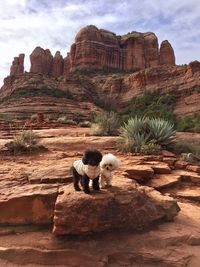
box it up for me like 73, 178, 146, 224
66, 25, 175, 72
8, 25, 175, 78
0, 25, 199, 119
10, 54, 25, 76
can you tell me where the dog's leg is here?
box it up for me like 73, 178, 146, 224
100, 174, 106, 189
71, 166, 81, 191
82, 175, 90, 194
92, 176, 100, 191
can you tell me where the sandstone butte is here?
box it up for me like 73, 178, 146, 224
0, 25, 199, 120
8, 25, 176, 77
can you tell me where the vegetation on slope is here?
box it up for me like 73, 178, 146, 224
1, 87, 73, 101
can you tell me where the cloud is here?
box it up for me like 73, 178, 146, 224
0, 0, 200, 86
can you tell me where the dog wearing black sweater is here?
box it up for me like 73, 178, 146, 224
71, 149, 103, 194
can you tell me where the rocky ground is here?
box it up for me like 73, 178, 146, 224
0, 126, 200, 266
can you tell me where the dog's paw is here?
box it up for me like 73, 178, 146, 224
84, 189, 91, 194
74, 186, 81, 191
93, 184, 100, 191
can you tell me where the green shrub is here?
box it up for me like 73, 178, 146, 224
176, 113, 200, 133
72, 67, 133, 77
57, 115, 67, 123
65, 119, 77, 125
0, 113, 15, 122
126, 92, 176, 122
118, 116, 176, 153
3, 87, 73, 101
195, 86, 200, 93
91, 111, 120, 136
57, 116, 77, 125
169, 140, 200, 157
93, 96, 116, 111
5, 130, 43, 154
78, 121, 91, 127
140, 142, 161, 155
30, 114, 38, 122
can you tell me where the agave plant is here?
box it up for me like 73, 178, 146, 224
118, 116, 149, 152
118, 116, 176, 153
147, 118, 176, 146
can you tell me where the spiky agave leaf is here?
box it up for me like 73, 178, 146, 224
148, 118, 176, 146
118, 116, 149, 152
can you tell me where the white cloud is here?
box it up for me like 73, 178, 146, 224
0, 0, 199, 86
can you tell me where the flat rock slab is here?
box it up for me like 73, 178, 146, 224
186, 165, 200, 173
175, 170, 200, 184
124, 165, 154, 183
53, 178, 180, 235
0, 184, 58, 225
147, 174, 181, 189
176, 188, 200, 201
29, 166, 72, 184
151, 164, 172, 174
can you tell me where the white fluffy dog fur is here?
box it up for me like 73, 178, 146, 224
100, 153, 120, 188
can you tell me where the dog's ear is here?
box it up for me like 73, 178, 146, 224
82, 157, 88, 164
82, 150, 90, 164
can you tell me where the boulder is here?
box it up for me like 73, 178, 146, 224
53, 178, 180, 235
0, 184, 58, 225
124, 165, 154, 183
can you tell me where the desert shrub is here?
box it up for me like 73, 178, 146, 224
30, 114, 38, 122
176, 113, 200, 133
126, 92, 176, 122
72, 67, 134, 77
78, 121, 91, 127
140, 142, 161, 155
57, 115, 67, 123
93, 96, 116, 111
5, 130, 44, 154
91, 111, 120, 136
195, 86, 200, 93
3, 87, 73, 100
169, 140, 200, 157
118, 116, 176, 153
57, 116, 77, 125
0, 113, 15, 122
65, 119, 77, 125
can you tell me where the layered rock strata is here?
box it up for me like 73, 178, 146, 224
66, 25, 175, 73
8, 25, 175, 77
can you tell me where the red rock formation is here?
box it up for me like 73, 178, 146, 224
52, 51, 64, 77
7, 26, 176, 79
159, 40, 175, 65
66, 25, 175, 73
10, 54, 25, 76
30, 47, 53, 75
144, 33, 159, 67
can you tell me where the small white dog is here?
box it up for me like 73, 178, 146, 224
100, 153, 121, 188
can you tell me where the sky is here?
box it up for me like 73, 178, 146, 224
0, 0, 200, 86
